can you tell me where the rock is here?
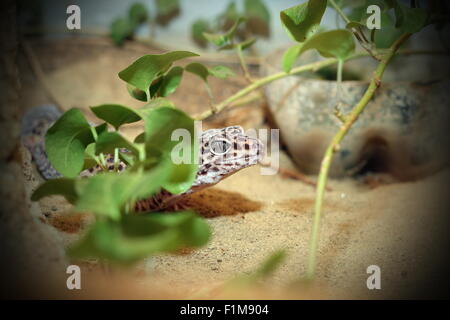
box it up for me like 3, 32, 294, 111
261, 49, 450, 179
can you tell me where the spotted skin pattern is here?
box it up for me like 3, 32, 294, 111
22, 106, 264, 212
21, 105, 63, 179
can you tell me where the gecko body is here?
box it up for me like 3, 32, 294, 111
22, 105, 264, 212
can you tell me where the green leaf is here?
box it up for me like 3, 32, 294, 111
143, 107, 198, 194
159, 66, 184, 97
139, 97, 175, 118
94, 122, 108, 136
282, 44, 302, 73
202, 32, 227, 47
374, 12, 403, 48
67, 211, 211, 264
245, 0, 270, 25
191, 19, 211, 48
118, 51, 198, 92
82, 143, 98, 170
127, 83, 148, 102
134, 132, 145, 143
255, 250, 287, 278
224, 1, 238, 17
144, 106, 196, 156
238, 37, 257, 50
90, 104, 142, 130
95, 132, 139, 157
203, 17, 246, 47
155, 0, 179, 16
75, 167, 169, 220
84, 142, 96, 159
345, 21, 366, 30
110, 18, 134, 46
128, 3, 148, 25
185, 62, 234, 81
218, 37, 256, 51
110, 2, 149, 46
280, 0, 327, 42
370, 0, 394, 10
244, 0, 270, 38
161, 162, 198, 195
297, 29, 355, 60
227, 249, 287, 287
208, 65, 235, 79
393, 1, 427, 34
128, 157, 160, 172
219, 2, 240, 28
31, 178, 78, 204
282, 30, 354, 73
155, 0, 180, 26
149, 76, 164, 98
348, 0, 394, 23
185, 62, 209, 82
45, 108, 95, 178
119, 150, 136, 166
347, 3, 366, 22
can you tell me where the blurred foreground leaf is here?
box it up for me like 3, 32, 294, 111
31, 178, 78, 204
68, 211, 211, 264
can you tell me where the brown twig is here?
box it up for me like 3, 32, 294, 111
278, 167, 332, 192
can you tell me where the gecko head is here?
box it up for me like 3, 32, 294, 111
193, 126, 264, 187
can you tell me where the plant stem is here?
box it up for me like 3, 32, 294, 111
370, 28, 377, 44
114, 148, 119, 171
336, 59, 343, 101
89, 126, 107, 169
204, 83, 217, 114
329, 0, 350, 24
305, 33, 411, 280
195, 52, 367, 120
333, 59, 346, 123
329, 0, 380, 60
195, 47, 448, 121
237, 45, 252, 83
90, 126, 98, 140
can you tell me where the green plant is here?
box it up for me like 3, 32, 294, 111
32, 0, 448, 278
189, 250, 287, 298
31, 51, 235, 265
191, 0, 270, 52
191, 0, 445, 281
110, 1, 181, 46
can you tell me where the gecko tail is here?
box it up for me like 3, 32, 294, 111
21, 104, 62, 180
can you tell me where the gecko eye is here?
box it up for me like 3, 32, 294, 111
210, 138, 232, 155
